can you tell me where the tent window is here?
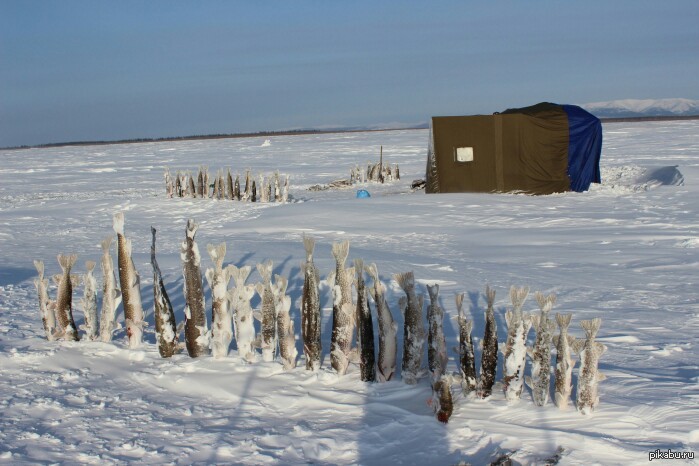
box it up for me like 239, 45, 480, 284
455, 147, 474, 163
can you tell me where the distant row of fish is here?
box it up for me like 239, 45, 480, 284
349, 162, 400, 185
33, 220, 605, 424
164, 166, 289, 202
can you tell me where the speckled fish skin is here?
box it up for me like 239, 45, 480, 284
80, 260, 99, 341
301, 235, 322, 371
33, 260, 55, 341
527, 292, 557, 407
53, 254, 80, 341
150, 227, 178, 358
274, 274, 297, 370
355, 260, 375, 382
394, 271, 425, 385
99, 236, 122, 342
366, 263, 397, 382
503, 286, 531, 402
426, 284, 447, 383
113, 212, 144, 349
455, 293, 477, 395
553, 313, 576, 409
229, 265, 256, 362
574, 318, 607, 415
205, 242, 233, 359
256, 260, 277, 362
479, 285, 498, 398
181, 219, 209, 358
330, 240, 355, 376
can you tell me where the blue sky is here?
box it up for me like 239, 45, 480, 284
1, 1, 698, 147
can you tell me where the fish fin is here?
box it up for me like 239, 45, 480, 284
113, 212, 124, 235
345, 266, 355, 284
204, 268, 214, 288
85, 260, 96, 273
125, 237, 133, 258
595, 342, 607, 356
526, 346, 534, 359
100, 236, 113, 253
185, 219, 198, 239
256, 260, 273, 283
567, 335, 576, 346
464, 319, 473, 334
244, 284, 256, 300
504, 310, 513, 328
206, 242, 227, 269
253, 310, 263, 322
530, 314, 540, 331
596, 372, 606, 382
485, 284, 496, 307
33, 259, 45, 277
525, 375, 533, 389
365, 262, 378, 282
556, 312, 573, 331
426, 284, 439, 302
70, 274, 80, 287
255, 283, 265, 298
393, 271, 414, 292
522, 313, 533, 333
274, 274, 288, 296
580, 318, 602, 339
455, 292, 465, 316
571, 339, 586, 354
57, 253, 78, 271
509, 285, 530, 309
52, 274, 61, 286
331, 240, 349, 265
302, 234, 315, 262
552, 335, 559, 347
353, 259, 363, 278
326, 271, 336, 287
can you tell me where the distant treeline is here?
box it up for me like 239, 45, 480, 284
1, 125, 428, 151
600, 114, 699, 123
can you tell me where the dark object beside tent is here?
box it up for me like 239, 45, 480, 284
425, 102, 602, 195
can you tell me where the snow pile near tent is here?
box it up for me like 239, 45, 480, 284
1, 122, 698, 465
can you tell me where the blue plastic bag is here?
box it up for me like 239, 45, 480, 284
356, 189, 371, 198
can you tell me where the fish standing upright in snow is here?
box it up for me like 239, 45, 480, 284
431, 377, 454, 424
366, 263, 397, 382
553, 312, 576, 409
355, 260, 376, 382
574, 318, 606, 415
181, 219, 209, 357
329, 240, 355, 376
205, 242, 234, 359
394, 271, 426, 385
150, 227, 178, 358
256, 260, 277, 362
113, 212, 145, 349
227, 169, 234, 200
52, 254, 80, 341
301, 235, 322, 371
229, 265, 256, 362
33, 260, 56, 341
79, 260, 99, 341
99, 236, 122, 342
479, 285, 498, 398
274, 274, 297, 370
455, 293, 477, 394
426, 284, 447, 382
526, 292, 557, 407
503, 286, 532, 402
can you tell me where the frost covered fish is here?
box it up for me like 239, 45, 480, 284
181, 219, 209, 358
574, 318, 607, 415
52, 254, 80, 341
502, 286, 532, 402
255, 260, 277, 362
394, 271, 425, 385
455, 293, 477, 395
79, 260, 99, 341
33, 260, 56, 341
114, 212, 145, 349
366, 263, 397, 382
426, 284, 447, 382
301, 235, 322, 371
526, 292, 557, 407
205, 243, 234, 359
229, 265, 256, 362
479, 285, 498, 398
99, 236, 121, 342
274, 274, 297, 370
328, 240, 355, 376
355, 260, 375, 382
553, 312, 576, 409
150, 227, 178, 358
431, 376, 454, 424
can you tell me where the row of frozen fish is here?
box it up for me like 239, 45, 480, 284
349, 162, 400, 184
33, 216, 605, 424
164, 166, 290, 202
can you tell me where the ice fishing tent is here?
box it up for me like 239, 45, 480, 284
425, 102, 602, 195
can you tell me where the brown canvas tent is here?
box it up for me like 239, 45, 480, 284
425, 102, 602, 195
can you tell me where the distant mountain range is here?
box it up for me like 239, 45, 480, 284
582, 98, 699, 118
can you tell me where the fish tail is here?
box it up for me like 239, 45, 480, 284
33, 259, 44, 277
365, 262, 378, 282
113, 212, 124, 235
393, 271, 414, 293
463, 318, 473, 334
302, 234, 315, 262
455, 292, 465, 316
185, 219, 198, 239
331, 240, 349, 265
85, 260, 96, 273
353, 259, 364, 278
536, 291, 557, 312
274, 274, 288, 296
57, 253, 78, 272
509, 285, 529, 310
256, 260, 273, 283
206, 242, 227, 268
580, 318, 602, 339
231, 265, 252, 287
556, 313, 573, 331
101, 236, 113, 253
426, 283, 439, 302
485, 284, 496, 308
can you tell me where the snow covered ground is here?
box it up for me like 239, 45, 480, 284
0, 121, 697, 465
